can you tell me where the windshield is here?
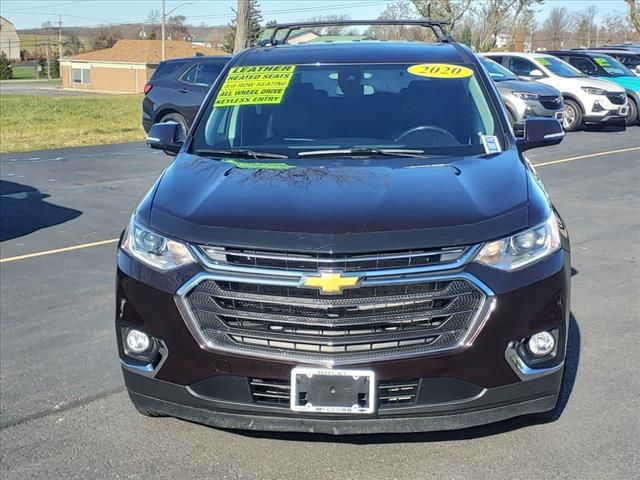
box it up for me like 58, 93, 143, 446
591, 55, 635, 77
480, 57, 516, 81
536, 57, 585, 78
192, 62, 501, 158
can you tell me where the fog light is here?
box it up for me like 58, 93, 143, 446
125, 329, 151, 354
527, 331, 555, 357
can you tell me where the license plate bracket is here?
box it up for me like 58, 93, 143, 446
290, 367, 375, 414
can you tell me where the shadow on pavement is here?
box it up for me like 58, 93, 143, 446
232, 314, 581, 445
0, 180, 82, 242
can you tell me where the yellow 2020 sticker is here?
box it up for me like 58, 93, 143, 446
214, 65, 296, 108
407, 63, 473, 79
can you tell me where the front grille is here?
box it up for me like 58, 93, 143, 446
607, 93, 625, 105
200, 245, 469, 271
250, 378, 418, 406
184, 274, 486, 362
539, 95, 562, 110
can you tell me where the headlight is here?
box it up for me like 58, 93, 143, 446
512, 91, 539, 100
581, 86, 606, 95
121, 218, 195, 271
475, 215, 561, 271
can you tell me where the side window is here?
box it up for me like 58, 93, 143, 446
508, 57, 536, 76
568, 56, 598, 75
181, 64, 198, 84
489, 55, 504, 65
197, 63, 225, 86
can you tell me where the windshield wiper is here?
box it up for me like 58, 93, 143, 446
298, 148, 434, 158
195, 148, 289, 160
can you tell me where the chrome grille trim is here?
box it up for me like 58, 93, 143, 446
175, 266, 495, 366
200, 245, 468, 266
191, 244, 482, 278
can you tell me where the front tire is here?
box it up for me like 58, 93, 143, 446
562, 99, 582, 131
625, 98, 638, 126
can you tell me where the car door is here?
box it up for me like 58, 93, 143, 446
176, 62, 227, 123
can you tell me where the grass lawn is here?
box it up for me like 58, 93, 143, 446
11, 65, 37, 79
0, 95, 145, 153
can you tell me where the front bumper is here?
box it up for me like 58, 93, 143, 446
583, 96, 628, 124
116, 246, 571, 434
125, 369, 561, 434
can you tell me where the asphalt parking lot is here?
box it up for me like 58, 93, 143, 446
1, 128, 639, 479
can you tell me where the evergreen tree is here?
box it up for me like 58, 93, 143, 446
223, 0, 264, 53
0, 53, 12, 80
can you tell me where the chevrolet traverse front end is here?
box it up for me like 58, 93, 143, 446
117, 21, 571, 435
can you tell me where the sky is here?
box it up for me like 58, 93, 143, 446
0, 0, 631, 30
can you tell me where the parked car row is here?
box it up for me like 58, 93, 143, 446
143, 46, 638, 141
482, 50, 639, 130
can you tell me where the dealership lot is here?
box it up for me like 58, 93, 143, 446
1, 129, 639, 479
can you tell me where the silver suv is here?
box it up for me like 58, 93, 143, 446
480, 57, 563, 133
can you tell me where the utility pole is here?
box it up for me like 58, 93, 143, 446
161, 0, 166, 61
46, 38, 51, 79
58, 15, 63, 78
233, 0, 250, 54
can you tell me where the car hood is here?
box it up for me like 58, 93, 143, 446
573, 76, 626, 92
496, 79, 560, 96
148, 153, 532, 253
597, 75, 640, 93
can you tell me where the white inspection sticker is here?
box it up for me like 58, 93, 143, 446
481, 135, 502, 154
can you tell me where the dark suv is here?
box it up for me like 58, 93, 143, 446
118, 21, 571, 435
142, 55, 230, 136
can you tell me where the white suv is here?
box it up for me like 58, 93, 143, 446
482, 52, 628, 131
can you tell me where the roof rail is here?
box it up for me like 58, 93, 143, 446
261, 19, 454, 46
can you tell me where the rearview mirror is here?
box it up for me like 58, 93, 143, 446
146, 122, 184, 155
529, 69, 545, 78
516, 117, 564, 152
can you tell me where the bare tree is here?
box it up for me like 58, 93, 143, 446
600, 10, 635, 45
542, 7, 575, 50
166, 15, 189, 40
574, 6, 598, 47
146, 9, 161, 40
508, 0, 542, 49
411, 0, 472, 31
367, 1, 429, 41
473, 0, 519, 52
306, 15, 352, 36
627, 0, 640, 34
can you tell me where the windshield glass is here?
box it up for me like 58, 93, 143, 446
536, 57, 585, 78
192, 62, 501, 158
591, 55, 635, 77
480, 57, 516, 81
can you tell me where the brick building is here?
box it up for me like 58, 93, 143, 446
60, 39, 226, 93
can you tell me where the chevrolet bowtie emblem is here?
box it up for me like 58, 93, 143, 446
300, 272, 362, 295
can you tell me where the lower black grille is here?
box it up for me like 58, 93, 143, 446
539, 95, 562, 110
250, 378, 418, 407
378, 381, 419, 405
607, 93, 625, 105
250, 378, 290, 405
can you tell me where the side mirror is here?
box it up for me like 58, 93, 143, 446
529, 69, 545, 78
146, 122, 183, 155
516, 117, 565, 152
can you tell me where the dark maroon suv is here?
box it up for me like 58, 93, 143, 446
117, 21, 570, 435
